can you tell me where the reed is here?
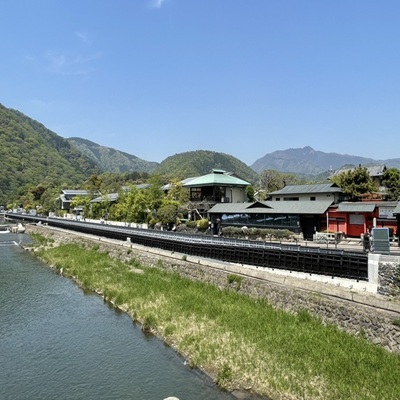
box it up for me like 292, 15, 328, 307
36, 242, 400, 400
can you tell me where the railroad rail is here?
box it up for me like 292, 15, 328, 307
7, 213, 369, 281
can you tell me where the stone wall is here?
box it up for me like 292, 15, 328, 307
26, 224, 400, 353
379, 262, 400, 297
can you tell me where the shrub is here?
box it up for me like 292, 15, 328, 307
221, 226, 294, 241
196, 218, 209, 231
148, 218, 158, 228
186, 220, 198, 229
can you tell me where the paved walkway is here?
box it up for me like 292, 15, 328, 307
281, 237, 400, 256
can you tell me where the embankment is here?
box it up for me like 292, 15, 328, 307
24, 224, 400, 400
25, 224, 400, 354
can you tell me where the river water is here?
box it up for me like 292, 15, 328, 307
0, 231, 235, 400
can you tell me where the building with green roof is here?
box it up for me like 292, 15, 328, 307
183, 169, 251, 218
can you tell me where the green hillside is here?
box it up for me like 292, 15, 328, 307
153, 150, 259, 184
67, 137, 159, 174
0, 104, 100, 204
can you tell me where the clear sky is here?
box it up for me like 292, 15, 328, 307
1, 0, 400, 165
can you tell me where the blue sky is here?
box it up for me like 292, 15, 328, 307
1, 1, 400, 165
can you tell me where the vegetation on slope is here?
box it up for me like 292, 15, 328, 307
67, 137, 159, 174
35, 239, 400, 400
0, 104, 100, 204
153, 150, 259, 184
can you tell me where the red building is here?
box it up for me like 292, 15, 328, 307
325, 201, 398, 238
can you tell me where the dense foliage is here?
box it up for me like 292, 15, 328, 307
0, 104, 100, 205
153, 150, 259, 184
330, 165, 375, 201
67, 137, 159, 173
258, 169, 300, 199
2, 102, 399, 219
382, 168, 400, 201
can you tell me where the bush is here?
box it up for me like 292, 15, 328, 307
186, 220, 198, 229
148, 218, 158, 228
221, 226, 294, 241
196, 218, 209, 231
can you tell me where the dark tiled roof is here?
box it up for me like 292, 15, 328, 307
269, 183, 341, 195
208, 200, 333, 215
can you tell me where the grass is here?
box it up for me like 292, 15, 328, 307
34, 241, 400, 400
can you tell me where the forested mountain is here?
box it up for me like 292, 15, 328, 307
67, 137, 158, 174
0, 104, 100, 204
153, 150, 259, 184
251, 146, 400, 175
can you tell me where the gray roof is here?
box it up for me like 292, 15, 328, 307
61, 190, 89, 195
390, 202, 400, 215
90, 184, 152, 203
269, 183, 341, 196
330, 164, 386, 178
336, 202, 376, 212
91, 193, 119, 203
208, 200, 333, 215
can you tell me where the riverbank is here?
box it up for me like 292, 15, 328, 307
25, 225, 400, 400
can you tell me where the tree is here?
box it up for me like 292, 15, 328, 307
84, 174, 103, 194
331, 166, 374, 201
382, 168, 400, 201
70, 195, 92, 217
145, 175, 165, 212
246, 185, 255, 202
157, 204, 179, 227
259, 169, 297, 194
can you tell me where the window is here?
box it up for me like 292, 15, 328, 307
283, 197, 299, 201
349, 214, 364, 225
310, 196, 316, 201
275, 198, 280, 201
190, 188, 202, 200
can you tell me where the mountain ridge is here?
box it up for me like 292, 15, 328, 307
2, 101, 400, 205
250, 146, 400, 175
67, 137, 158, 174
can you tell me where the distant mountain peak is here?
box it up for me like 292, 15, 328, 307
250, 146, 400, 177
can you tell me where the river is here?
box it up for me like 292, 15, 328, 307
0, 231, 236, 400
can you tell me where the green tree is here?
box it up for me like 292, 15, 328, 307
157, 203, 179, 227
259, 169, 297, 194
70, 195, 92, 217
145, 175, 165, 213
84, 174, 103, 195
382, 168, 400, 201
246, 185, 255, 201
331, 166, 374, 201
